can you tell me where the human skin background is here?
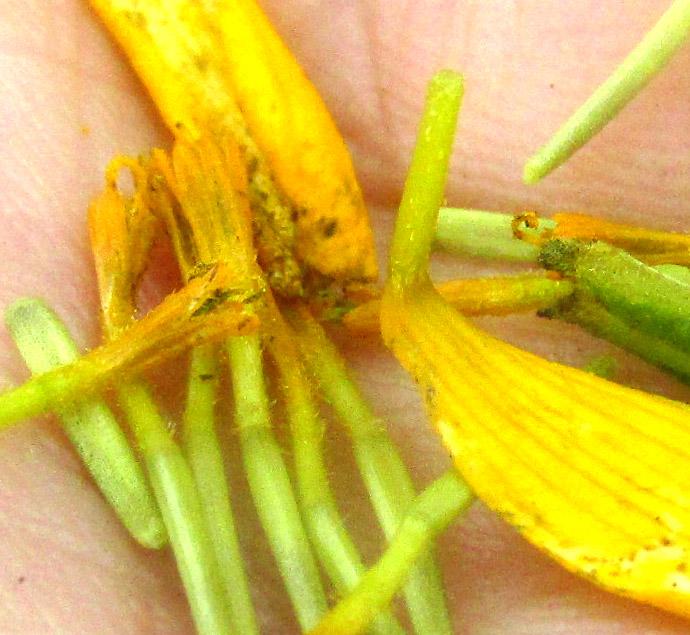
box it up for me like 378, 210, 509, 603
2, 0, 690, 633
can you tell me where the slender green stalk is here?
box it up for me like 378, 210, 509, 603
337, 71, 462, 633
309, 469, 474, 635
389, 71, 463, 291
182, 343, 260, 635
543, 290, 690, 385
4, 298, 166, 549
267, 312, 405, 635
293, 312, 455, 635
118, 381, 233, 635
524, 0, 690, 183
227, 334, 328, 632
435, 208, 554, 261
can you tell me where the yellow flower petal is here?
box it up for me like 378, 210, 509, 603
384, 283, 690, 617
88, 155, 161, 337
88, 0, 377, 288
150, 135, 257, 280
214, 0, 377, 282
87, 0, 240, 136
344, 274, 574, 334
381, 70, 690, 618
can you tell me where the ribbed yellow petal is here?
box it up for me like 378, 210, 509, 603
381, 70, 690, 618
383, 282, 690, 616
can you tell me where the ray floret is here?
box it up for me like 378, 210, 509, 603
87, 0, 377, 289
381, 69, 690, 618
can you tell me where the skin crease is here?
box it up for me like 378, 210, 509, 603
2, 0, 690, 633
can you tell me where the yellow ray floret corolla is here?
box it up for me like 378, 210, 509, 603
343, 273, 574, 333
381, 70, 690, 618
214, 0, 377, 281
87, 0, 377, 286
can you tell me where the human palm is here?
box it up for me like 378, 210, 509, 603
1, 1, 690, 633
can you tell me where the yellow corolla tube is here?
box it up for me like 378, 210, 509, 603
214, 0, 377, 281
87, 0, 377, 286
381, 70, 690, 618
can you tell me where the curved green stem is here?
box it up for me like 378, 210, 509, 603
4, 298, 166, 549
389, 70, 464, 290
309, 469, 474, 635
267, 309, 405, 635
